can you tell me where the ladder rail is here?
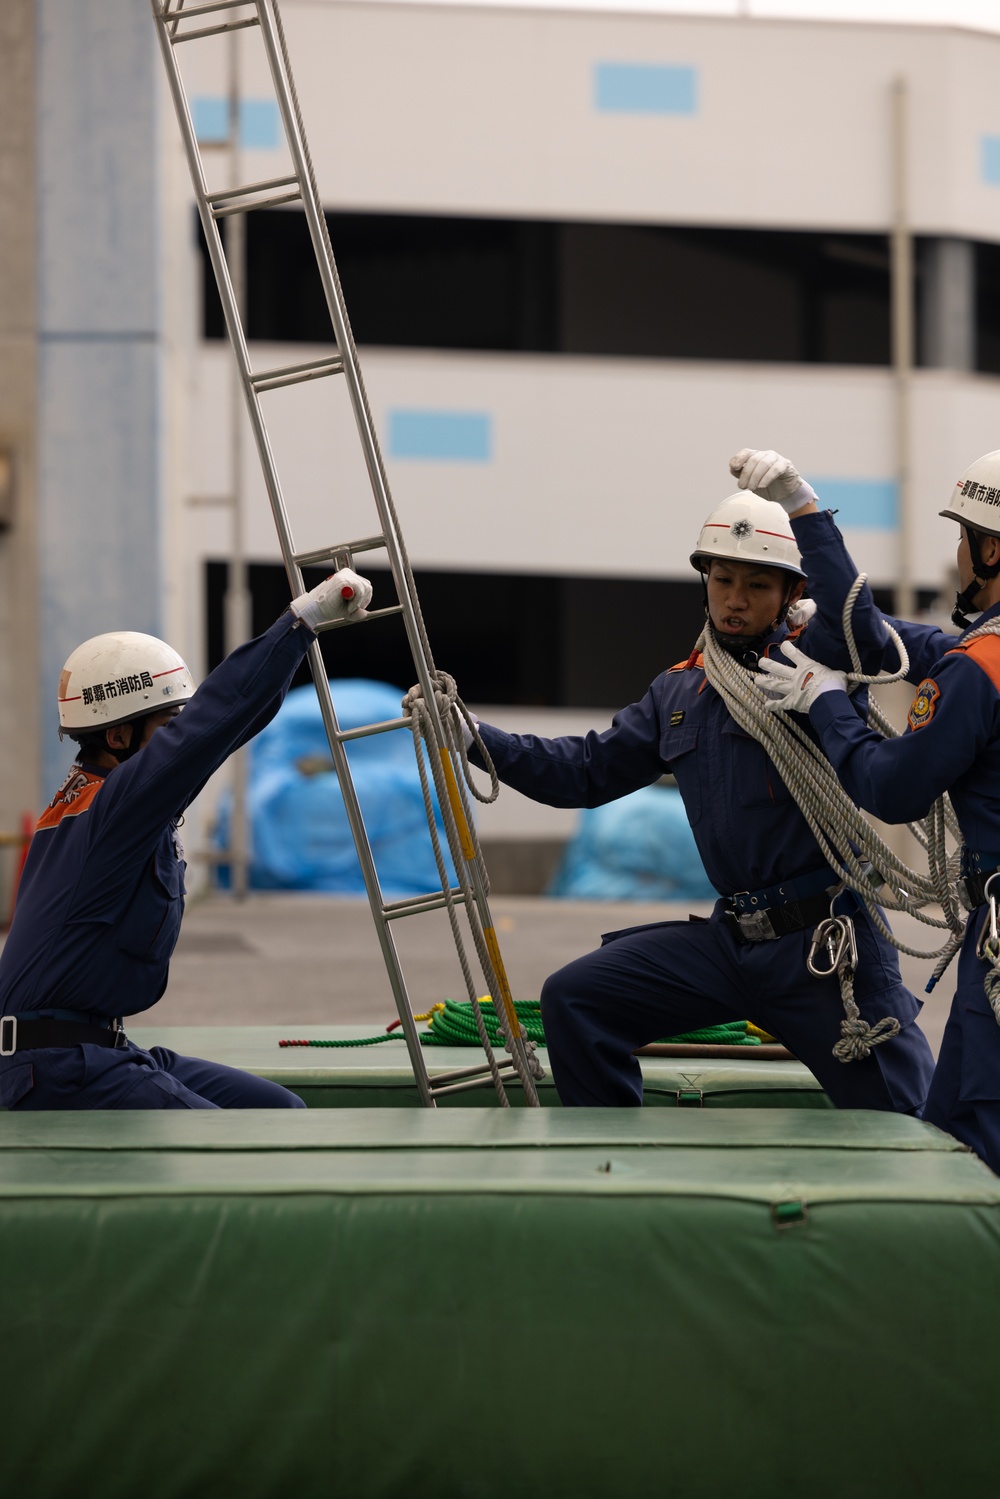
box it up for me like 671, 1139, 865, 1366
152, 0, 440, 1109
256, 0, 540, 1101
152, 0, 541, 1106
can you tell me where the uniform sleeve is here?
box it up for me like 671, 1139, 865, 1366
86, 613, 315, 864
790, 508, 891, 673
476, 681, 669, 809
809, 650, 995, 824
878, 614, 958, 685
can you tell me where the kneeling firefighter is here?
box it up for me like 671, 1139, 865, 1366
468, 449, 934, 1109
758, 449, 1000, 1170
0, 569, 372, 1110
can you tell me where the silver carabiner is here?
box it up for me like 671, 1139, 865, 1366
807, 914, 858, 979
976, 872, 1000, 961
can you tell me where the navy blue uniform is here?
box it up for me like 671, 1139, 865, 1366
811, 599, 1000, 1169
476, 511, 933, 1109
0, 613, 316, 1110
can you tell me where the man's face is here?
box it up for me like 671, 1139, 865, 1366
706, 558, 794, 639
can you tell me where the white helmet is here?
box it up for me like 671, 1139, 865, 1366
940, 450, 1000, 540
58, 631, 196, 734
690, 493, 804, 578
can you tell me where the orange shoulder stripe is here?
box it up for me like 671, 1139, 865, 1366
946, 635, 1000, 695
669, 650, 704, 672
35, 773, 104, 832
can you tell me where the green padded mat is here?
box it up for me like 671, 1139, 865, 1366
0, 1107, 997, 1498
129, 1023, 832, 1108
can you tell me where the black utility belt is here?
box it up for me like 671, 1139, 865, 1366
726, 890, 835, 944
0, 1015, 126, 1057
960, 869, 1000, 910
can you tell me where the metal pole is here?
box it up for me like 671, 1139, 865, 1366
891, 76, 916, 621
224, 27, 253, 900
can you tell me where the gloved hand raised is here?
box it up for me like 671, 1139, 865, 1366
755, 640, 848, 714
290, 568, 373, 631
729, 448, 818, 515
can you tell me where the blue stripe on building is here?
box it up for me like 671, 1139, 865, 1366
982, 136, 1000, 186
807, 478, 898, 530
593, 64, 697, 116
388, 410, 492, 462
193, 97, 281, 150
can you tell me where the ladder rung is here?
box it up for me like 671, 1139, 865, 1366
337, 716, 410, 744
250, 356, 344, 393
294, 536, 387, 569
428, 1059, 510, 1085
212, 190, 301, 218
209, 175, 298, 206
169, 16, 260, 44
383, 889, 467, 921
161, 0, 256, 18
429, 1071, 521, 1099
315, 604, 404, 631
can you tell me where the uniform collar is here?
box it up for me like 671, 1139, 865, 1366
76, 761, 112, 780
959, 598, 1000, 640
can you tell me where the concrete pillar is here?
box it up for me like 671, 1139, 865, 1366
37, 0, 165, 793
922, 237, 975, 372
0, 0, 42, 909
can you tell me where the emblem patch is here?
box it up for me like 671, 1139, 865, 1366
670, 710, 685, 726
907, 679, 940, 731
730, 519, 754, 539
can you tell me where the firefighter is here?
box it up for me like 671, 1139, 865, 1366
757, 449, 1000, 1170
468, 450, 934, 1110
0, 568, 372, 1110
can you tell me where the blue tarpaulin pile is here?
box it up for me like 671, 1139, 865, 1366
548, 783, 716, 901
214, 680, 455, 897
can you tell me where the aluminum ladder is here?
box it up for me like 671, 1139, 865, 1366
151, 0, 542, 1107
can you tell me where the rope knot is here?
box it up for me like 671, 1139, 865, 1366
832, 1014, 901, 1063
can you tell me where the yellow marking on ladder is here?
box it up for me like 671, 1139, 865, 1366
439, 748, 477, 862
483, 925, 521, 1037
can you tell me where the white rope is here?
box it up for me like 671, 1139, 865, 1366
403, 674, 544, 1101
698, 575, 975, 1056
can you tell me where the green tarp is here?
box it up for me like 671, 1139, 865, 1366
1, 1108, 997, 1498
130, 1024, 832, 1108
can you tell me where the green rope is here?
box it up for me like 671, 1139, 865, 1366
279, 1000, 761, 1049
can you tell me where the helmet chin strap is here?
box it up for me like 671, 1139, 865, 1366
105, 716, 149, 764
953, 527, 1000, 629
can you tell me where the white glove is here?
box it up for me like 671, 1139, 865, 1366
460, 713, 480, 751
755, 640, 848, 714
729, 448, 817, 515
785, 597, 817, 631
290, 568, 373, 631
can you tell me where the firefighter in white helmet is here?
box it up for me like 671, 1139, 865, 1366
0, 569, 372, 1110
466, 449, 933, 1111
757, 449, 1000, 1171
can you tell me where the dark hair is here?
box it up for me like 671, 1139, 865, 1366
67, 714, 152, 765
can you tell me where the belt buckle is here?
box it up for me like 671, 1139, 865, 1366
737, 908, 778, 943
0, 1016, 16, 1057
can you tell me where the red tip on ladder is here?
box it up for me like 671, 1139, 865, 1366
340, 585, 355, 601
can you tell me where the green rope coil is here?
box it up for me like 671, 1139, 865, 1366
279, 1000, 761, 1050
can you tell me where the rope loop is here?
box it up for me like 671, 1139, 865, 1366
832, 1012, 901, 1063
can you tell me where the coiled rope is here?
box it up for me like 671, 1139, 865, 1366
278, 1002, 765, 1049
699, 575, 975, 1056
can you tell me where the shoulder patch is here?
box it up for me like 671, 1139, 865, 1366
35, 768, 105, 832
907, 679, 940, 732
947, 634, 1000, 694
